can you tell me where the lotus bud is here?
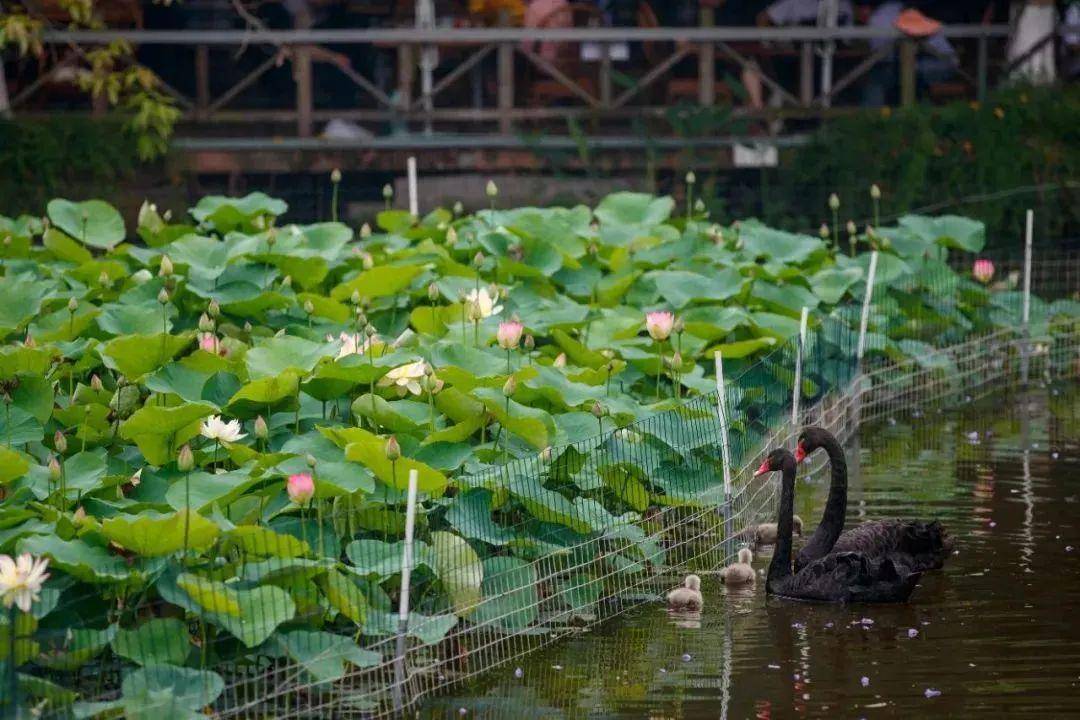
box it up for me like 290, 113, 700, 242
357, 222, 371, 239
281, 275, 292, 289
159, 255, 174, 277
446, 226, 458, 245
90, 374, 103, 392
23, 334, 35, 348
73, 506, 86, 523
540, 446, 552, 462
587, 242, 598, 257
973, 258, 995, 284
254, 415, 268, 441
502, 375, 517, 397
818, 223, 829, 240
685, 170, 696, 185
243, 321, 253, 334
828, 193, 840, 211
673, 316, 685, 335
554, 353, 567, 368
361, 252, 375, 270
453, 201, 464, 216
870, 184, 882, 200
383, 184, 394, 200
306, 453, 318, 469
385, 435, 401, 461
427, 282, 440, 302
98, 271, 112, 288
157, 288, 170, 305
67, 297, 78, 313
694, 198, 706, 214
303, 300, 315, 315
2, 235, 10, 247
591, 401, 604, 419
473, 251, 485, 269
331, 168, 342, 184
177, 444, 195, 472
670, 351, 683, 368
523, 334, 535, 351
54, 430, 67, 454
847, 220, 857, 236
485, 180, 498, 199
198, 313, 215, 333
202, 298, 219, 319
266, 230, 277, 247
48, 456, 62, 482
466, 301, 482, 323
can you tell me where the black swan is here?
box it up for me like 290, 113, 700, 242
756, 448, 923, 603
794, 427, 953, 573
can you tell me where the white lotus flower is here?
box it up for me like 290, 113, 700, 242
379, 360, 428, 397
0, 553, 50, 613
465, 287, 502, 319
325, 332, 373, 360
200, 415, 247, 443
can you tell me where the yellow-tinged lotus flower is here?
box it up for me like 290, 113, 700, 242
200, 415, 247, 443
465, 287, 502, 319
645, 311, 675, 342
326, 332, 372, 359
0, 553, 50, 613
379, 360, 428, 396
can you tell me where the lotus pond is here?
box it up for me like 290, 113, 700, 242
0, 189, 1077, 717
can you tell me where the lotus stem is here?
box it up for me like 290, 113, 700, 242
183, 470, 191, 563
655, 340, 663, 401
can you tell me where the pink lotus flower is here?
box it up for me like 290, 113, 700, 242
973, 258, 994, 284
645, 311, 675, 341
198, 333, 227, 357
496, 321, 524, 350
287, 473, 315, 505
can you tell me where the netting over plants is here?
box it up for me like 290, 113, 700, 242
0, 191, 1077, 719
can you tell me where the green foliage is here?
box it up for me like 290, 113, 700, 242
0, 188, 1073, 716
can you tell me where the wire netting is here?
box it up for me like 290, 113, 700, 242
7, 252, 1079, 720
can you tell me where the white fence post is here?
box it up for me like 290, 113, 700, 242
791, 306, 809, 432
1020, 209, 1033, 386
392, 469, 420, 712
856, 250, 879, 362
714, 351, 734, 558
407, 156, 419, 219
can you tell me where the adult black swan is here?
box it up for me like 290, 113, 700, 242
793, 427, 953, 573
756, 448, 922, 603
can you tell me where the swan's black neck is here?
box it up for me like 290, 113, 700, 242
802, 433, 848, 561
766, 453, 798, 590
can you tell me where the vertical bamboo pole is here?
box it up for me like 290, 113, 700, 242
791, 306, 809, 431
1020, 209, 1034, 386
714, 351, 734, 559
407, 156, 419, 218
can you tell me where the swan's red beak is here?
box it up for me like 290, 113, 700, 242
753, 460, 771, 477
794, 442, 807, 463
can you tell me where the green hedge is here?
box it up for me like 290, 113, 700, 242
771, 85, 1080, 247
0, 117, 143, 216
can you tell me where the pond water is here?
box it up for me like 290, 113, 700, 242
420, 384, 1080, 719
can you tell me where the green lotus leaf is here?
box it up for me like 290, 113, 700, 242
100, 332, 193, 380
647, 268, 745, 309
330, 264, 424, 301
226, 372, 300, 417
751, 280, 820, 318
594, 191, 673, 227
165, 469, 262, 514
119, 403, 216, 465
470, 556, 538, 631
112, 618, 191, 666
810, 266, 864, 305
18, 534, 132, 583
0, 277, 53, 340
121, 665, 224, 720
271, 630, 380, 683
0, 447, 31, 485
101, 510, 219, 557
739, 222, 825, 264
97, 303, 175, 336
899, 214, 985, 253
429, 531, 483, 616
0, 406, 42, 446
47, 198, 125, 249
191, 192, 288, 232
706, 337, 778, 360
343, 428, 448, 494
42, 227, 94, 264
345, 538, 435, 580
245, 335, 328, 379
166, 233, 232, 280
319, 569, 368, 625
